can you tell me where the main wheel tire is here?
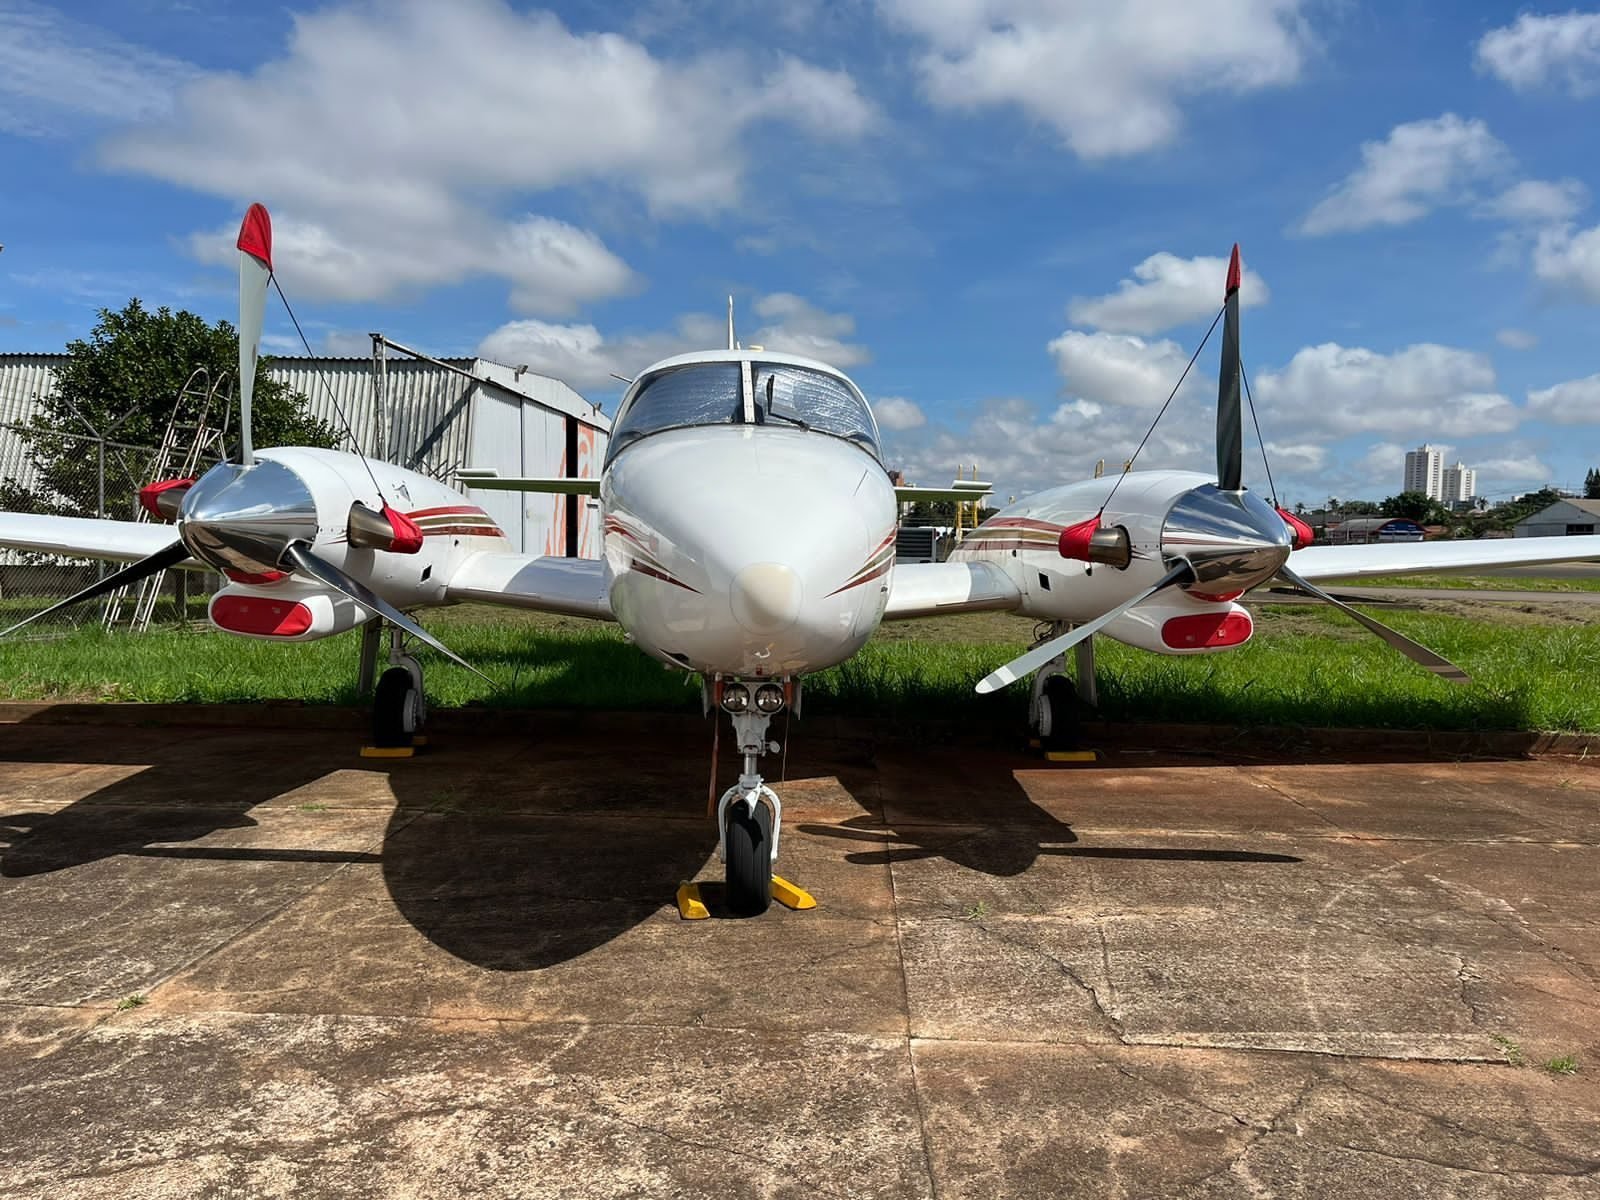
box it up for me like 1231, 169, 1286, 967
1038, 674, 1081, 754
373, 666, 418, 748
725, 802, 773, 916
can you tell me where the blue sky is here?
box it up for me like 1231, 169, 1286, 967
2, 1, 1599, 507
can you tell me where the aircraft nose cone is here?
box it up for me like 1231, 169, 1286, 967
730, 562, 803, 635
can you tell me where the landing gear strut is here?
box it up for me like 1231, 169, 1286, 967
370, 624, 426, 751
1029, 626, 1096, 755
715, 707, 783, 916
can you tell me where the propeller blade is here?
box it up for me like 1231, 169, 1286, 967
236, 203, 273, 467
1278, 565, 1470, 684
282, 543, 494, 686
0, 541, 189, 638
1216, 244, 1243, 492
976, 561, 1194, 694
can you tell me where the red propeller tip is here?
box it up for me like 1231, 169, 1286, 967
1225, 243, 1241, 297
236, 203, 273, 271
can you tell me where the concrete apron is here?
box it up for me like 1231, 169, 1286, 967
0, 713, 1597, 1197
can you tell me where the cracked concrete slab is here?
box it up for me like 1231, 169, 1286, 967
2, 718, 1599, 1197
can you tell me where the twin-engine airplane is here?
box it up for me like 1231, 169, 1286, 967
5, 204, 1600, 916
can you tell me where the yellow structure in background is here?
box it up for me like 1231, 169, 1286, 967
952, 464, 985, 544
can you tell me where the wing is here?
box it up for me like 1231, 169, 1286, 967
0, 514, 191, 564
457, 470, 600, 496
883, 560, 1021, 620
446, 551, 613, 620
1287, 535, 1600, 582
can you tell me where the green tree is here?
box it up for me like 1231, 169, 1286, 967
6, 299, 337, 520
1380, 491, 1432, 521
1585, 468, 1600, 500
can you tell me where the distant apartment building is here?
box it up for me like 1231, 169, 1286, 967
1403, 444, 1443, 499
1441, 462, 1477, 505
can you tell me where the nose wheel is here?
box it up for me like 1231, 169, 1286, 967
714, 705, 786, 917
723, 798, 774, 915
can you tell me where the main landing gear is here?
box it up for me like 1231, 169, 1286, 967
364, 623, 427, 756
1029, 626, 1098, 759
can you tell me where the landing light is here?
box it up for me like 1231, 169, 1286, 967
721, 683, 751, 713
754, 683, 785, 714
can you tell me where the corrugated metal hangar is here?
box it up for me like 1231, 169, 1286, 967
0, 350, 610, 559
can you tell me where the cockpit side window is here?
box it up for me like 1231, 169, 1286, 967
606, 363, 742, 462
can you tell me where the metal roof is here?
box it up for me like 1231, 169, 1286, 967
0, 352, 606, 489
1333, 517, 1419, 531
1516, 498, 1600, 522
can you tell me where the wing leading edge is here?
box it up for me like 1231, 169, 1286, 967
882, 560, 1021, 620
1286, 536, 1600, 582
446, 552, 613, 620
0, 514, 191, 565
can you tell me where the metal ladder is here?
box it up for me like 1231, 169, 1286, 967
102, 370, 232, 631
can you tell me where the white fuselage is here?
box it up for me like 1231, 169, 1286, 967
603, 425, 896, 677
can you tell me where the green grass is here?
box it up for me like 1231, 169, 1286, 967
0, 603, 1597, 732
1543, 1054, 1579, 1076
1324, 574, 1600, 593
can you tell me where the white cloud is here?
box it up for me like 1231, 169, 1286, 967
0, 1, 196, 135
749, 293, 869, 367
1528, 373, 1600, 425
873, 396, 926, 431
1532, 222, 1600, 302
1253, 342, 1518, 437
1477, 11, 1600, 97
1475, 449, 1553, 487
187, 212, 634, 317
477, 295, 866, 391
1496, 328, 1539, 351
1066, 251, 1270, 334
1357, 441, 1407, 480
1298, 115, 1510, 235
879, 0, 1311, 159
1479, 178, 1589, 225
99, 0, 876, 308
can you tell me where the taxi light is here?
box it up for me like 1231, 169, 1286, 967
721, 683, 751, 713
754, 683, 785, 713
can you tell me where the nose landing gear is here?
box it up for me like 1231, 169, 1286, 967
716, 709, 783, 915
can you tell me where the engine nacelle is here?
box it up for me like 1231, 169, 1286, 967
208, 581, 372, 642
1102, 598, 1253, 656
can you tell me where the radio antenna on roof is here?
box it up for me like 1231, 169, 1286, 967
727, 295, 737, 350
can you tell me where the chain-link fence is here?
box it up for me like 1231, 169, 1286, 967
0, 422, 221, 637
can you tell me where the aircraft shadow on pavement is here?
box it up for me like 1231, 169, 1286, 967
805, 760, 1300, 876
0, 717, 718, 972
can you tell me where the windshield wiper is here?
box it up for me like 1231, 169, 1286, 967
761, 374, 809, 430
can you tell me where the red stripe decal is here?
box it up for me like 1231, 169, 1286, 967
631, 560, 699, 593
407, 505, 487, 519
422, 525, 507, 538
980, 517, 1065, 533
826, 559, 892, 597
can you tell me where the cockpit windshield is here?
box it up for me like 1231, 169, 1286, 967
605, 360, 882, 464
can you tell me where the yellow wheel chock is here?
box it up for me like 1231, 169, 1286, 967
675, 882, 710, 920
674, 877, 816, 918
771, 875, 816, 910
1044, 749, 1098, 763
360, 745, 416, 759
